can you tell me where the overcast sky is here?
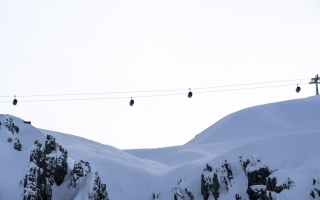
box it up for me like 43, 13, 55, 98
1, 0, 320, 149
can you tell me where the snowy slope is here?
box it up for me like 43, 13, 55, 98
1, 96, 320, 200
186, 95, 320, 145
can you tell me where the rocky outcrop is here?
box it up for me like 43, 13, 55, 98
247, 167, 271, 186
247, 186, 272, 200
22, 133, 109, 200
240, 156, 294, 200
152, 193, 160, 199
247, 174, 294, 200
235, 193, 245, 200
173, 187, 184, 200
23, 135, 68, 200
310, 175, 320, 198
201, 161, 233, 200
172, 179, 197, 200
185, 188, 195, 200
266, 177, 293, 193
246, 167, 271, 200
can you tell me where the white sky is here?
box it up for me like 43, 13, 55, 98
1, 0, 320, 149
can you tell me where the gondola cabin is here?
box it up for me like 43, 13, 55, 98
188, 89, 193, 98
12, 96, 17, 105
129, 98, 134, 106
296, 85, 301, 93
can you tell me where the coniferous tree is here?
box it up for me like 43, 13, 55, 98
4, 118, 19, 134
69, 160, 91, 189
88, 172, 109, 200
14, 138, 22, 151
54, 147, 68, 186
24, 135, 69, 199
213, 173, 220, 200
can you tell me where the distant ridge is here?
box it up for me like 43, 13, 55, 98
186, 96, 320, 145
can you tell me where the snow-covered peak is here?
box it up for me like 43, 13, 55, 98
2, 97, 320, 199
186, 96, 320, 145
0, 114, 45, 151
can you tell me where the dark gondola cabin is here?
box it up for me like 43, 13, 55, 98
12, 96, 17, 105
296, 85, 301, 93
129, 98, 134, 106
188, 89, 193, 98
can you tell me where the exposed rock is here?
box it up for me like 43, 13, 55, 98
223, 161, 233, 182
212, 173, 220, 200
185, 188, 195, 200
247, 167, 271, 186
201, 173, 210, 200
239, 156, 250, 172
220, 160, 233, 192
235, 193, 245, 200
205, 163, 212, 172
247, 186, 273, 200
266, 177, 294, 193
201, 172, 219, 200
240, 156, 295, 200
152, 193, 160, 199
201, 161, 235, 200
260, 189, 272, 200
173, 187, 183, 200
310, 175, 320, 198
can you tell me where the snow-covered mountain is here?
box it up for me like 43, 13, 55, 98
1, 96, 320, 200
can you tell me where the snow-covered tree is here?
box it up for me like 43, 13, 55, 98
4, 118, 19, 135
24, 135, 68, 199
69, 160, 91, 189
14, 138, 22, 151
88, 172, 109, 200
54, 147, 68, 186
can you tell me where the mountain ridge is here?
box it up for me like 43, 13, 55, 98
1, 96, 320, 199
186, 95, 320, 145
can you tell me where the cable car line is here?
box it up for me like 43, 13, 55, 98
0, 77, 309, 98
189, 77, 309, 91
0, 82, 307, 104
